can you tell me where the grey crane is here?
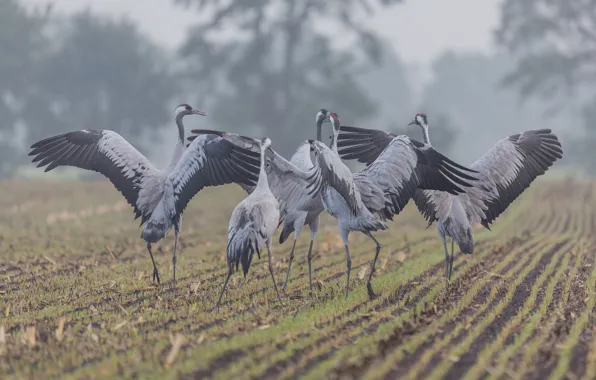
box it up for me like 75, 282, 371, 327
221, 111, 330, 291
335, 113, 563, 281
309, 110, 479, 298
277, 139, 325, 291
198, 134, 325, 308
29, 104, 261, 285
187, 129, 336, 294
237, 140, 325, 291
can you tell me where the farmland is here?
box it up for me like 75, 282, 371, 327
0, 178, 594, 379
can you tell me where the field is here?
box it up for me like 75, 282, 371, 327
0, 178, 595, 379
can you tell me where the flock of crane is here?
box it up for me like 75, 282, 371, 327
28, 104, 564, 308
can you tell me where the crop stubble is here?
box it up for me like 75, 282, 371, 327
0, 179, 594, 379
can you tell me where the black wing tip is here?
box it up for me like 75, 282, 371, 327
29, 134, 64, 149
190, 129, 225, 137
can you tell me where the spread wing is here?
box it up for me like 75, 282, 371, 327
337, 125, 396, 165
188, 130, 322, 223
466, 129, 563, 228
354, 135, 479, 220
170, 132, 261, 215
29, 129, 158, 221
414, 129, 563, 229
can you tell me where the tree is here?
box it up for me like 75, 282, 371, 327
495, 0, 596, 171
0, 0, 48, 175
174, 0, 403, 155
495, 0, 596, 106
25, 11, 179, 158
357, 38, 413, 128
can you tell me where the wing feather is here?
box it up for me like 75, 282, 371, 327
187, 130, 322, 223
354, 136, 478, 220
169, 133, 261, 216
29, 129, 157, 221
468, 129, 563, 228
310, 140, 360, 215
266, 149, 323, 224
337, 125, 395, 165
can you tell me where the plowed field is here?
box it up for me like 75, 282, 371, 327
0, 179, 594, 379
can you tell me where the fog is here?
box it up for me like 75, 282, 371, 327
5, 0, 592, 177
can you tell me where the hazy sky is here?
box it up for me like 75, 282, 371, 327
24, 0, 501, 64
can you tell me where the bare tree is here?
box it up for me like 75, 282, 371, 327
174, 0, 403, 155
496, 0, 596, 107
495, 0, 595, 171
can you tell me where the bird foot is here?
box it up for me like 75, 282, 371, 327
367, 282, 376, 299
153, 269, 161, 284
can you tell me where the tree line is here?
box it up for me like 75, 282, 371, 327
0, 0, 590, 177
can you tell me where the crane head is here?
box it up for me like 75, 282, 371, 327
316, 109, 331, 141
316, 109, 330, 124
174, 103, 207, 119
260, 137, 272, 150
329, 112, 340, 129
408, 113, 428, 127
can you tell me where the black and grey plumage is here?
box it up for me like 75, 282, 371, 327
310, 110, 479, 299
203, 135, 323, 308
224, 110, 329, 291
29, 104, 261, 285
336, 113, 563, 281
188, 128, 326, 293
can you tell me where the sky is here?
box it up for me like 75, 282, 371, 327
24, 0, 502, 65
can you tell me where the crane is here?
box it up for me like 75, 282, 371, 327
335, 113, 563, 281
188, 128, 337, 294
29, 104, 261, 285
277, 139, 325, 291
224, 110, 330, 291
188, 133, 326, 308
309, 110, 479, 298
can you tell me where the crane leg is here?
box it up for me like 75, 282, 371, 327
266, 239, 283, 305
364, 232, 381, 299
440, 234, 449, 283
216, 263, 233, 310
307, 240, 314, 290
147, 243, 160, 284
448, 238, 455, 281
308, 218, 319, 291
172, 227, 180, 286
282, 239, 297, 291
344, 244, 352, 298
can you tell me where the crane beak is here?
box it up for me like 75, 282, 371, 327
408, 120, 416, 126
192, 109, 207, 116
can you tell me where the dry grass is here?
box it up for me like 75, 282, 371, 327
0, 178, 594, 379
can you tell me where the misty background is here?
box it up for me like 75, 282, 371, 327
2, 0, 593, 177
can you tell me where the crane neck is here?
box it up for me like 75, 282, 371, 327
330, 129, 339, 154
316, 119, 323, 141
175, 114, 186, 142
255, 145, 270, 191
165, 114, 187, 172
421, 124, 431, 146
330, 120, 340, 154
